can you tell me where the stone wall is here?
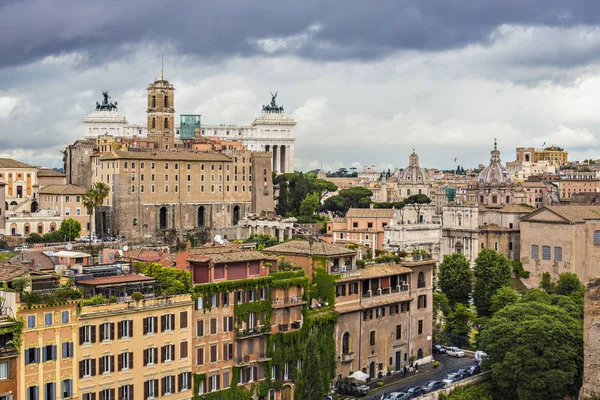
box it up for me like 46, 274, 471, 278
579, 277, 600, 399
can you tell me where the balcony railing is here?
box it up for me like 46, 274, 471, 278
235, 353, 268, 365
341, 352, 355, 363
271, 296, 306, 309
362, 284, 409, 298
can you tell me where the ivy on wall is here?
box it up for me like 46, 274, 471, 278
0, 317, 24, 350
191, 261, 339, 400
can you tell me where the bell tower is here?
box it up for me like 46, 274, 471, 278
147, 66, 175, 134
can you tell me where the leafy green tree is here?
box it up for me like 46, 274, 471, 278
433, 292, 451, 318
490, 286, 519, 314
404, 193, 432, 223
373, 201, 405, 209
59, 218, 81, 240
141, 262, 191, 295
438, 253, 472, 306
539, 272, 556, 294
555, 272, 584, 296
445, 303, 472, 347
521, 288, 552, 304
321, 195, 347, 217
338, 187, 373, 208
473, 248, 512, 317
26, 233, 44, 243
43, 230, 65, 243
320, 187, 373, 216
299, 192, 320, 218
479, 301, 583, 400
244, 234, 279, 249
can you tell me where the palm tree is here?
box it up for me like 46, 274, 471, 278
81, 182, 110, 252
82, 189, 95, 247
92, 182, 110, 240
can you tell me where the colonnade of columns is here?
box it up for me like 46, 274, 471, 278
265, 144, 291, 173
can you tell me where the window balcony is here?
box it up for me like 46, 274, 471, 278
340, 352, 355, 363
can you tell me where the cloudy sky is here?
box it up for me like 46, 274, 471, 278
2, 0, 600, 172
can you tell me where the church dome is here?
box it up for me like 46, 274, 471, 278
478, 139, 513, 185
400, 149, 428, 184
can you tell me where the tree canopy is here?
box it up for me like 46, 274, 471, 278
274, 172, 337, 220
473, 249, 512, 317
320, 187, 373, 216
480, 300, 583, 400
438, 253, 472, 306
555, 272, 585, 297
404, 193, 432, 222
59, 218, 81, 240
244, 234, 279, 250
489, 286, 519, 314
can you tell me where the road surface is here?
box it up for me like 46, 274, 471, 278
334, 354, 475, 400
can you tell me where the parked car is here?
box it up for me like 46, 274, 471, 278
406, 386, 427, 398
467, 364, 481, 376
433, 344, 447, 354
447, 347, 465, 357
384, 392, 411, 400
337, 378, 369, 397
442, 373, 461, 386
475, 351, 487, 363
422, 381, 446, 393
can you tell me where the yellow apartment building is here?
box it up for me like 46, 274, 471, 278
77, 292, 193, 400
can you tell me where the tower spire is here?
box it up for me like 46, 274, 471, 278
159, 54, 164, 80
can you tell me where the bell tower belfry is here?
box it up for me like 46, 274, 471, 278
147, 66, 175, 134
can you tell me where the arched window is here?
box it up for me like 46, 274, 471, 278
164, 117, 169, 131
525, 154, 530, 162
457, 214, 462, 227
151, 118, 156, 130
198, 206, 205, 227
417, 348, 424, 360
133, 218, 138, 226
417, 272, 425, 288
159, 207, 167, 230
152, 95, 156, 108
164, 95, 168, 108
233, 205, 240, 225
342, 332, 350, 354
407, 189, 411, 196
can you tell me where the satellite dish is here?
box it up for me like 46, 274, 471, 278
65, 243, 73, 251
214, 235, 222, 243
122, 245, 129, 252
219, 239, 225, 245
118, 250, 123, 257
108, 253, 115, 260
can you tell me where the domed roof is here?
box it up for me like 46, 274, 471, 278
83, 110, 128, 125
478, 139, 513, 186
400, 149, 428, 184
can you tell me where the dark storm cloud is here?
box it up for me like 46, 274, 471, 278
2, 0, 600, 69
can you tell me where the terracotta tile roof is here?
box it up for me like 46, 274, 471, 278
520, 181, 548, 188
100, 150, 231, 162
479, 223, 511, 231
543, 205, 600, 223
37, 168, 66, 177
346, 208, 395, 218
76, 274, 155, 286
39, 184, 87, 195
498, 204, 535, 213
189, 250, 269, 264
124, 248, 163, 262
188, 244, 242, 255
331, 217, 347, 223
338, 263, 412, 282
360, 294, 413, 308
0, 158, 34, 169
0, 263, 27, 282
10, 251, 56, 270
264, 240, 356, 257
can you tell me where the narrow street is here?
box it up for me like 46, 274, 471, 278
333, 355, 475, 400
